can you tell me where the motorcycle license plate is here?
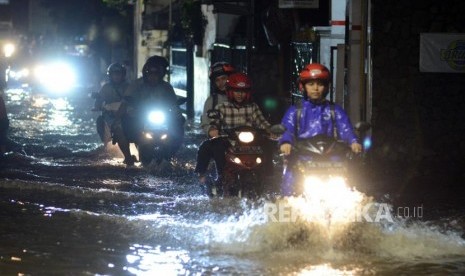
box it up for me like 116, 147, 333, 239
302, 161, 347, 173
306, 162, 343, 168
233, 146, 263, 154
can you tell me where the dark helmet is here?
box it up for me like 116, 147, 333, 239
142, 55, 169, 79
226, 72, 253, 102
107, 62, 126, 77
298, 63, 331, 97
209, 62, 235, 80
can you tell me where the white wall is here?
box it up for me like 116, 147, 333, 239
192, 5, 217, 120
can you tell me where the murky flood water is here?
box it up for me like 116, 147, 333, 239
1, 88, 465, 275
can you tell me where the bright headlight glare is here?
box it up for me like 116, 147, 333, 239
304, 176, 348, 199
256, 157, 262, 164
160, 134, 168, 140
21, 68, 29, 77
328, 176, 346, 187
145, 133, 153, 139
148, 111, 165, 124
234, 157, 241, 164
34, 62, 76, 93
304, 176, 324, 191
238, 131, 254, 143
3, 43, 15, 57
292, 175, 364, 224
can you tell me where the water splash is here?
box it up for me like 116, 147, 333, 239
194, 192, 465, 262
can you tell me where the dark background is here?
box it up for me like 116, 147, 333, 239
371, 0, 465, 206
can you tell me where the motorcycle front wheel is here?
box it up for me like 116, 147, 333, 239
239, 172, 263, 199
137, 144, 154, 166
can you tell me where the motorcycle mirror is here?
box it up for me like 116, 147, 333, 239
269, 124, 286, 135
177, 97, 187, 106
355, 121, 371, 132
207, 109, 220, 119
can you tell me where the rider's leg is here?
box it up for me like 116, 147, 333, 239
281, 162, 295, 196
165, 126, 184, 160
97, 115, 111, 145
194, 139, 214, 183
194, 138, 228, 184
210, 138, 229, 180
112, 122, 134, 166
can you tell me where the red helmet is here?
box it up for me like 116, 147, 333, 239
209, 62, 236, 80
226, 72, 252, 102
299, 63, 330, 90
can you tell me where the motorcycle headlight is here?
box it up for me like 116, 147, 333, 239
34, 61, 77, 93
148, 111, 166, 124
238, 131, 254, 143
3, 43, 15, 58
304, 176, 347, 199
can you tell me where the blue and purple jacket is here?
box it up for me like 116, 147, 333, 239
279, 100, 358, 146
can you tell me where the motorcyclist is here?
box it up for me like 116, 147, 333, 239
194, 72, 272, 189
278, 63, 362, 196
200, 62, 236, 134
93, 62, 134, 166
122, 55, 184, 161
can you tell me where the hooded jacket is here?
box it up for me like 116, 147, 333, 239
279, 100, 358, 146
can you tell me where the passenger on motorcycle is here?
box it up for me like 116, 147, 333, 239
93, 62, 134, 165
279, 63, 362, 196
194, 72, 272, 187
122, 55, 184, 162
200, 62, 236, 133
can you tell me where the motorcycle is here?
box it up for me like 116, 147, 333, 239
135, 98, 186, 166
212, 126, 272, 197
285, 134, 353, 196
205, 111, 281, 197
281, 122, 371, 196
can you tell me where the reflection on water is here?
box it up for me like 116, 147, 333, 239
30, 96, 76, 134
5, 88, 29, 104
31, 95, 49, 108
5, 88, 100, 154
125, 244, 190, 275
297, 264, 362, 275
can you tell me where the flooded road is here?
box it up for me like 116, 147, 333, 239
1, 88, 465, 275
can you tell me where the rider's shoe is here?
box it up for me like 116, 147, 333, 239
124, 155, 137, 167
